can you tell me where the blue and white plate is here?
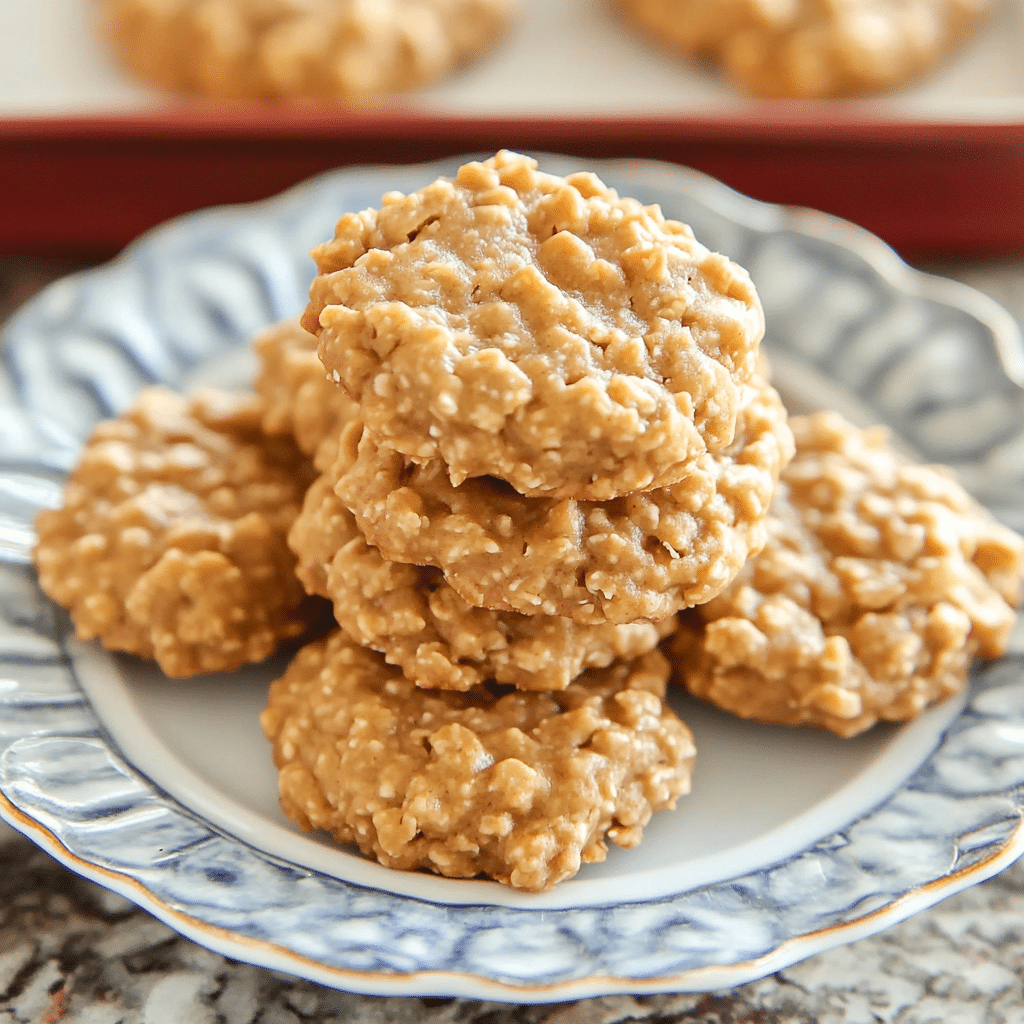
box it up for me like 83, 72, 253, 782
3, 155, 1024, 1003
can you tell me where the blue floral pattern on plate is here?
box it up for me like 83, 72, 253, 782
2, 155, 1024, 1002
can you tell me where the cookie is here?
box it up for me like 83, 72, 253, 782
330, 374, 793, 624
260, 630, 695, 890
668, 412, 1024, 736
34, 387, 321, 677
98, 0, 514, 100
304, 150, 765, 500
619, 0, 991, 98
253, 316, 358, 470
289, 474, 675, 690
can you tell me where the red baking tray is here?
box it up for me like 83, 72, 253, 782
2, 107, 1023, 260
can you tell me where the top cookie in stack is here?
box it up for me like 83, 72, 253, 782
305, 150, 768, 501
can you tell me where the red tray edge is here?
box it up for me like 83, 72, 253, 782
3, 110, 1023, 259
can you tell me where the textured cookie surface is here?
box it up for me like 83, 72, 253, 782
331, 375, 793, 624
668, 412, 1024, 736
98, 0, 513, 100
35, 387, 320, 677
305, 150, 765, 500
254, 316, 358, 470
261, 630, 695, 890
619, 0, 991, 97
289, 474, 674, 690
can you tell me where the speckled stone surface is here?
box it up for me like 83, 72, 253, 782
2, 253, 1024, 1023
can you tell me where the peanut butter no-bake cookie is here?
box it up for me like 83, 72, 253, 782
619, 0, 991, 98
261, 630, 695, 890
668, 412, 1024, 737
254, 317, 358, 469
98, 0, 514, 101
331, 375, 793, 624
289, 475, 674, 690
304, 151, 765, 500
35, 387, 321, 677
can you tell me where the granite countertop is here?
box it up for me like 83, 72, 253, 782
2, 254, 1024, 1024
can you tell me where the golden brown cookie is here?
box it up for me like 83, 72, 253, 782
98, 0, 514, 100
288, 474, 675, 690
330, 374, 793, 624
260, 630, 695, 891
619, 0, 991, 98
304, 150, 765, 501
253, 317, 358, 470
34, 387, 322, 678
668, 412, 1024, 737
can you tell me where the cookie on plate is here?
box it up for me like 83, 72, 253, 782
35, 387, 321, 677
304, 150, 766, 501
254, 316, 358, 470
289, 474, 674, 690
98, 0, 514, 100
329, 374, 793, 624
261, 630, 695, 890
668, 411, 1024, 736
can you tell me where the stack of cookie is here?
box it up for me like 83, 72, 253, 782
256, 150, 795, 890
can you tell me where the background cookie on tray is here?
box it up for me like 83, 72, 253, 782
618, 0, 993, 97
97, 0, 515, 100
